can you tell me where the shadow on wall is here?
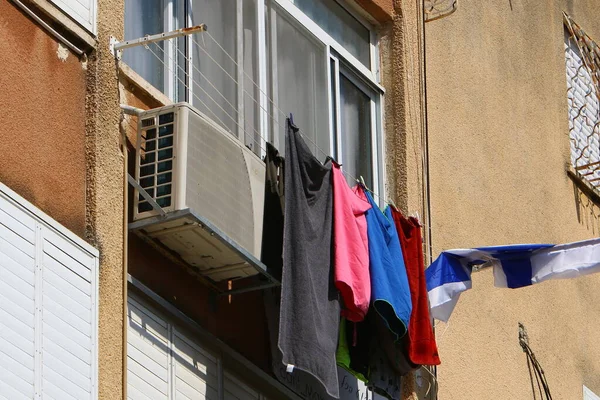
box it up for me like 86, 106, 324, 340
573, 184, 600, 234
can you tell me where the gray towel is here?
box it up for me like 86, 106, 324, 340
278, 119, 340, 398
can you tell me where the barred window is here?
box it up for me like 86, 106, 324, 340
564, 16, 600, 189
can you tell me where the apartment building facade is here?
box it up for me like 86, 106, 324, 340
5, 0, 600, 399
0, 0, 432, 399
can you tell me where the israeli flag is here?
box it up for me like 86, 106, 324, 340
426, 238, 600, 322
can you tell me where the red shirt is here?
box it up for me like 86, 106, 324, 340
390, 207, 440, 366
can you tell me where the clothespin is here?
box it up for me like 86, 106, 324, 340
388, 198, 397, 210
359, 175, 366, 188
289, 112, 294, 125
411, 211, 421, 223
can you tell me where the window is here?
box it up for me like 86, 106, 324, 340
0, 182, 99, 400
564, 16, 600, 190
124, 0, 384, 196
51, 0, 97, 34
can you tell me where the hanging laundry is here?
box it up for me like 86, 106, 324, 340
426, 237, 600, 322
357, 186, 412, 341
339, 309, 403, 400
278, 119, 340, 398
368, 336, 403, 400
389, 207, 440, 366
332, 163, 372, 322
261, 142, 285, 281
261, 142, 286, 384
374, 312, 414, 376
336, 317, 368, 382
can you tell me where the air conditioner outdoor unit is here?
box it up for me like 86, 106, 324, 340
132, 102, 266, 282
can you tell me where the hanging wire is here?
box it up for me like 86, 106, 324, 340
419, 365, 438, 397
144, 42, 269, 156
193, 33, 337, 162
123, 29, 395, 207
195, 33, 390, 204
519, 323, 552, 400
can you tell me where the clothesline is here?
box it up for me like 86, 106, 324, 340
195, 33, 393, 203
139, 33, 407, 210
262, 122, 440, 400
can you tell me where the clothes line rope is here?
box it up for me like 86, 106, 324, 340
144, 42, 270, 157
196, 33, 396, 206
134, 32, 409, 210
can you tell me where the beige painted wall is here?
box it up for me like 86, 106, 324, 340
425, 0, 600, 398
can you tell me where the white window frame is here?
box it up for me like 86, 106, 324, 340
126, 0, 386, 198
50, 0, 98, 35
271, 0, 382, 89
266, 0, 385, 197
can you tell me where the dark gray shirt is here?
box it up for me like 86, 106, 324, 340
278, 119, 340, 398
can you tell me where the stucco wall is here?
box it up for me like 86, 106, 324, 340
85, 0, 126, 398
0, 1, 87, 237
425, 0, 600, 398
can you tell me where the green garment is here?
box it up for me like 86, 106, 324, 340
336, 318, 368, 382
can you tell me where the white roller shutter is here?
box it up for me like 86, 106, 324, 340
127, 296, 221, 400
224, 372, 260, 400
127, 294, 268, 400
50, 0, 97, 34
0, 183, 99, 400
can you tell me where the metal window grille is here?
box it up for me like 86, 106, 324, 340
564, 15, 600, 191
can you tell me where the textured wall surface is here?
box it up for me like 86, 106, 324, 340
425, 0, 600, 398
0, 1, 87, 237
85, 0, 126, 398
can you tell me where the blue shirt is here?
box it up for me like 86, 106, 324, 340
363, 190, 412, 340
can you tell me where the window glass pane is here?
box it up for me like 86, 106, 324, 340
273, 9, 329, 159
124, 0, 165, 92
244, 0, 260, 152
176, 3, 187, 102
190, 0, 238, 136
340, 74, 372, 188
292, 0, 370, 67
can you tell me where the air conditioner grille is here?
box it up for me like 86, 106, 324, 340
137, 111, 175, 213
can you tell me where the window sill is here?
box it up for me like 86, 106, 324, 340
567, 165, 600, 205
118, 63, 173, 107
18, 0, 96, 49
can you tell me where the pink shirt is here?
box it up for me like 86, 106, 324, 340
332, 164, 372, 322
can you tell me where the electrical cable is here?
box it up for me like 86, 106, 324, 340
519, 325, 552, 400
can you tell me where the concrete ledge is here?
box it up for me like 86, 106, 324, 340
353, 0, 394, 23
119, 63, 173, 107
16, 0, 96, 49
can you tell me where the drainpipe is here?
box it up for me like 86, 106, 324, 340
417, 0, 436, 398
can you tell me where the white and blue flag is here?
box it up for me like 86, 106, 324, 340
426, 238, 600, 322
